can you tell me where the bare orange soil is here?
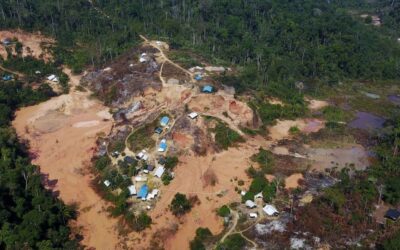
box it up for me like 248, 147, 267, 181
12, 69, 123, 249
268, 118, 325, 141
188, 93, 254, 127
285, 173, 304, 189
0, 30, 54, 61
135, 136, 269, 249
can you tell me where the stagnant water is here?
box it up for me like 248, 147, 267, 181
387, 94, 400, 106
348, 112, 385, 130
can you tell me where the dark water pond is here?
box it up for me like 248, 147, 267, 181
388, 94, 400, 106
348, 112, 386, 130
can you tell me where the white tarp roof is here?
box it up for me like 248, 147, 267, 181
263, 204, 279, 216
245, 200, 256, 208
103, 180, 111, 187
128, 185, 136, 195
254, 192, 263, 199
188, 112, 198, 119
146, 189, 159, 200
154, 166, 165, 178
134, 176, 147, 182
249, 213, 258, 218
47, 74, 58, 82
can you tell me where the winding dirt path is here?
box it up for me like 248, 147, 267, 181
139, 35, 194, 82
0, 64, 24, 77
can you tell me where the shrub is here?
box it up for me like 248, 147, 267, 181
170, 193, 192, 216
162, 172, 173, 185
213, 122, 244, 150
165, 156, 179, 169
289, 126, 300, 135
95, 156, 111, 171
217, 205, 230, 217
190, 228, 212, 250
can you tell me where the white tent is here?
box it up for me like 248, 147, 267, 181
154, 166, 165, 178
240, 190, 247, 196
263, 204, 279, 216
146, 189, 159, 200
245, 200, 256, 208
128, 185, 136, 195
47, 74, 59, 82
249, 213, 258, 218
254, 192, 263, 200
188, 112, 198, 119
134, 176, 147, 182
103, 180, 111, 187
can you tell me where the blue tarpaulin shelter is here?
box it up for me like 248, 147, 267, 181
202, 85, 213, 93
160, 116, 170, 126
195, 74, 202, 81
137, 184, 148, 199
385, 209, 400, 221
158, 139, 167, 152
2, 75, 12, 81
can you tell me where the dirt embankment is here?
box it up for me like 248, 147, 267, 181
12, 68, 123, 249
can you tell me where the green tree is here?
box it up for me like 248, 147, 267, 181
170, 193, 192, 216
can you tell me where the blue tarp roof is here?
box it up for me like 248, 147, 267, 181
195, 74, 202, 81
160, 116, 170, 126
154, 127, 163, 134
137, 184, 148, 198
202, 85, 213, 93
385, 209, 400, 220
159, 141, 167, 151
2, 75, 12, 81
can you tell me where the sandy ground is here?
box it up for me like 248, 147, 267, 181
307, 99, 329, 110
12, 68, 123, 249
284, 173, 304, 189
268, 118, 325, 141
188, 93, 254, 128
0, 29, 54, 61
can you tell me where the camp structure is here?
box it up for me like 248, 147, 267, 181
160, 116, 170, 127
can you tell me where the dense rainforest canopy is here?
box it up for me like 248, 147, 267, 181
1, 0, 399, 85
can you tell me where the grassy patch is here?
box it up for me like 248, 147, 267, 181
108, 139, 125, 153
250, 147, 275, 174
169, 50, 203, 68
127, 125, 156, 152
211, 121, 245, 150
